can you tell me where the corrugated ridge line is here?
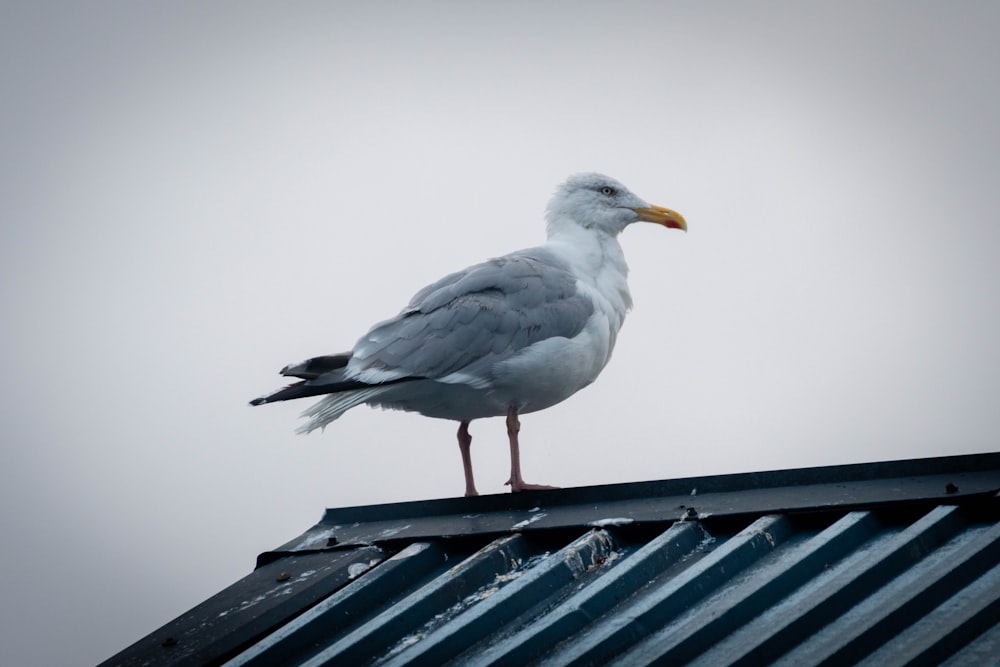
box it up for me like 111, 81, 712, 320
940, 617, 1000, 667
693, 504, 967, 667
784, 519, 1000, 666
297, 535, 533, 667
465, 521, 710, 667
105, 547, 389, 667
378, 529, 618, 667
538, 514, 793, 667
612, 510, 881, 666
223, 542, 441, 667
860, 558, 1000, 667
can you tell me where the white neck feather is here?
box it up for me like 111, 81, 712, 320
545, 221, 633, 327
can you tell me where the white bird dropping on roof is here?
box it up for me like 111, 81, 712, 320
251, 173, 686, 496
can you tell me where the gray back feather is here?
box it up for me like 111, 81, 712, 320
351, 249, 594, 381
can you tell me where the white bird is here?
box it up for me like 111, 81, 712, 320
251, 173, 686, 496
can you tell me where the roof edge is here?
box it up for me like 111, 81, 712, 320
264, 452, 1000, 555
321, 451, 1000, 523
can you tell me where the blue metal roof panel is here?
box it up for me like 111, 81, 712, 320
101, 453, 1000, 666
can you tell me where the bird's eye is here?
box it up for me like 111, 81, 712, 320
600, 186, 615, 196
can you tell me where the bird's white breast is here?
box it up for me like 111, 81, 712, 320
546, 226, 633, 351
485, 227, 633, 413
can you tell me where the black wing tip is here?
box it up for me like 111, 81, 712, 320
249, 375, 422, 408
249, 381, 308, 405
281, 353, 353, 380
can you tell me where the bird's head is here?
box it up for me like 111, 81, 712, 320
545, 173, 687, 237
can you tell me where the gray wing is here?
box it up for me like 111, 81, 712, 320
349, 248, 595, 383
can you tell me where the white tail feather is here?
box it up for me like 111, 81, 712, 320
296, 387, 390, 434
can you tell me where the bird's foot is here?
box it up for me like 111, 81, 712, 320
505, 479, 559, 493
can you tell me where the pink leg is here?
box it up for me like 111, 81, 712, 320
457, 421, 479, 497
504, 406, 558, 493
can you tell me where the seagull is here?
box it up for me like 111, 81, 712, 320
251, 173, 686, 496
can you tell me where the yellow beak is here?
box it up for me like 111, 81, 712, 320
634, 204, 687, 231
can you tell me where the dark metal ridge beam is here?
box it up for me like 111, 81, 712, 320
263, 453, 999, 556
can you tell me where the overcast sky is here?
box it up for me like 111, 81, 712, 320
2, 2, 999, 665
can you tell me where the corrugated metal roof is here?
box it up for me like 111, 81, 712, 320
103, 453, 1000, 666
